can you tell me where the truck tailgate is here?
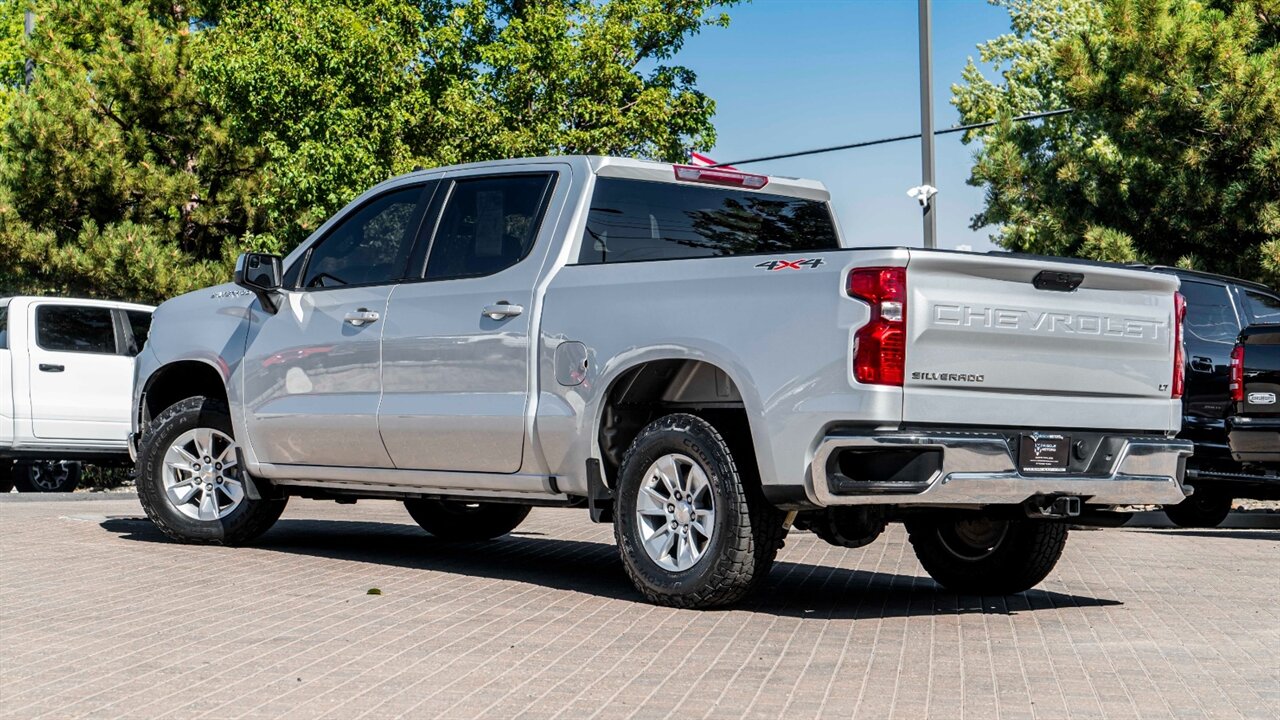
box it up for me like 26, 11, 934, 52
902, 251, 1181, 432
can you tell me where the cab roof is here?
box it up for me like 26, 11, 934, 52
382, 155, 831, 203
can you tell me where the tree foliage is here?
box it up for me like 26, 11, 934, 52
954, 0, 1280, 285
0, 1, 27, 127
0, 0, 739, 301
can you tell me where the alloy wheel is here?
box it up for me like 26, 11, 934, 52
634, 453, 716, 572
161, 428, 244, 521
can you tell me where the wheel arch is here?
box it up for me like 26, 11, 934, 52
140, 360, 231, 430
593, 356, 764, 490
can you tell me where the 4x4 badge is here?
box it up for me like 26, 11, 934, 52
755, 258, 825, 271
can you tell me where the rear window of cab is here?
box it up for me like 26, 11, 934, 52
578, 178, 839, 265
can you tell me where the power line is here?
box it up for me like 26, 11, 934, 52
710, 108, 1075, 169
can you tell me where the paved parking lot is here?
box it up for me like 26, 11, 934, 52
1, 495, 1277, 719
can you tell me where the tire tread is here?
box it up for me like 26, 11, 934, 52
906, 517, 1067, 594
615, 413, 785, 609
136, 396, 284, 546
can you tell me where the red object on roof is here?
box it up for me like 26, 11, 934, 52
688, 151, 737, 170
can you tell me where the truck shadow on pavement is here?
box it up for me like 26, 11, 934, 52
101, 517, 1121, 619
1127, 528, 1280, 542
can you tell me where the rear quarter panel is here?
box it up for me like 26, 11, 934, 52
536, 249, 907, 497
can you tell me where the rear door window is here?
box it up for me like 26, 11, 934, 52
1242, 290, 1280, 325
35, 305, 118, 354
0, 303, 8, 350
1179, 281, 1241, 344
125, 310, 152, 355
578, 178, 839, 264
421, 174, 555, 280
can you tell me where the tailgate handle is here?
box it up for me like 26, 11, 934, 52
1032, 270, 1084, 292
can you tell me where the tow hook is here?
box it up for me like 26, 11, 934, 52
1024, 495, 1081, 519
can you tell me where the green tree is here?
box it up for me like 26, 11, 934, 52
0, 0, 266, 300
0, 1, 26, 126
196, 0, 735, 250
953, 0, 1280, 285
0, 0, 739, 301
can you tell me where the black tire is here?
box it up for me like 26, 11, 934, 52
1163, 491, 1233, 528
13, 460, 82, 492
136, 396, 286, 545
905, 514, 1068, 594
613, 413, 787, 609
403, 500, 531, 540
0, 467, 14, 493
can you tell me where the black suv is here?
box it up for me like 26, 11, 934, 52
1140, 267, 1280, 526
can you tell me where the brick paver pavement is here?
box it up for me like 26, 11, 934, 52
1, 495, 1276, 719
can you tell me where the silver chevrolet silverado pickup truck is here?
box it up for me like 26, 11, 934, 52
131, 156, 1192, 608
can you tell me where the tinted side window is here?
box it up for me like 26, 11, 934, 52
1243, 290, 1280, 325
0, 304, 8, 350
423, 174, 554, 280
579, 178, 840, 264
36, 306, 117, 354
1180, 281, 1240, 343
301, 186, 425, 289
126, 310, 151, 355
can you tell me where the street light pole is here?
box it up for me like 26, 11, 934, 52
917, 0, 937, 249
24, 9, 34, 89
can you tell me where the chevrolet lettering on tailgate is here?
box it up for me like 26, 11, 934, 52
932, 303, 1165, 340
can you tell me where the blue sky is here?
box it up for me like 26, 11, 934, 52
674, 0, 1013, 250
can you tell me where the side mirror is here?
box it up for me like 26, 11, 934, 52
234, 252, 283, 314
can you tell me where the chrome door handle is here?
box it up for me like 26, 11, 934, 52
482, 302, 524, 320
38, 363, 65, 373
344, 309, 380, 327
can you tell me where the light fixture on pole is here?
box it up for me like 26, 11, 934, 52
917, 0, 937, 249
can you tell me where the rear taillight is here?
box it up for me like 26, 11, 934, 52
1229, 344, 1245, 402
848, 267, 907, 386
1172, 292, 1186, 399
672, 164, 769, 189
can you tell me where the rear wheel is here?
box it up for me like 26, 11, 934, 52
613, 413, 786, 609
403, 500, 531, 540
13, 460, 82, 493
905, 514, 1068, 594
136, 396, 286, 545
1164, 491, 1233, 528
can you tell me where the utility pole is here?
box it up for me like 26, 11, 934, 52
23, 9, 34, 89
917, 0, 938, 249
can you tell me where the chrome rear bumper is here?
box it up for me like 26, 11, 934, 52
810, 431, 1193, 507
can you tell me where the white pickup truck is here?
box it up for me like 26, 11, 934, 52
1, 296, 154, 491
131, 156, 1192, 608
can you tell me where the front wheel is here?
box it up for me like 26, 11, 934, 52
13, 460, 82, 492
1163, 491, 1232, 528
136, 396, 286, 545
613, 413, 786, 609
905, 514, 1068, 594
403, 500, 530, 540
